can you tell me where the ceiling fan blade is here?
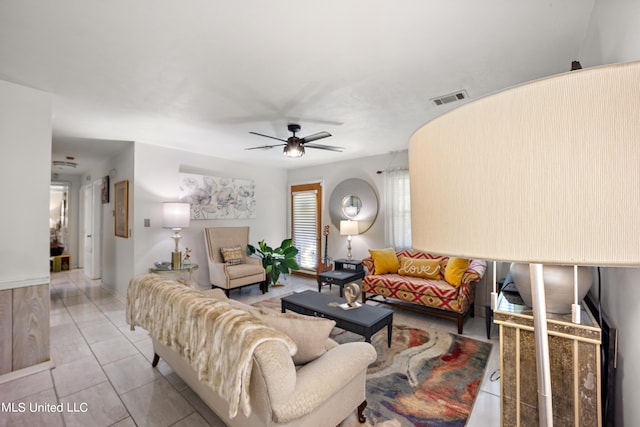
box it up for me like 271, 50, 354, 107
245, 144, 285, 150
249, 131, 288, 143
300, 131, 332, 143
304, 143, 344, 152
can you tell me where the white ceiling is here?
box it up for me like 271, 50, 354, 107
0, 1, 595, 172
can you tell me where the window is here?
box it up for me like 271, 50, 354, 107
384, 169, 412, 249
291, 183, 322, 273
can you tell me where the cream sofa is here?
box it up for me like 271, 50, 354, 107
127, 274, 377, 427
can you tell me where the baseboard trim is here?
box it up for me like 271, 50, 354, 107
0, 360, 55, 385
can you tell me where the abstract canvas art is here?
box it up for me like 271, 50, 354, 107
178, 172, 256, 219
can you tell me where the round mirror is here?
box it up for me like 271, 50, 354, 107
341, 195, 362, 218
329, 178, 378, 233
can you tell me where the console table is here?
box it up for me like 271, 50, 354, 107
494, 290, 601, 426
149, 263, 199, 287
317, 259, 365, 297
50, 254, 71, 272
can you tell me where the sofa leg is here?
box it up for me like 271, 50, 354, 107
457, 315, 463, 334
470, 302, 475, 318
152, 353, 160, 367
357, 400, 367, 423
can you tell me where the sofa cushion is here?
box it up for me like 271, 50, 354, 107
368, 248, 400, 274
221, 245, 245, 265
256, 308, 336, 365
444, 257, 470, 287
363, 274, 459, 300
398, 256, 441, 279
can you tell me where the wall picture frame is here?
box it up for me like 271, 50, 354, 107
178, 172, 256, 219
101, 175, 110, 204
114, 180, 128, 238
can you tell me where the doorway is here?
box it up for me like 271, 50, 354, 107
79, 180, 103, 279
49, 182, 69, 256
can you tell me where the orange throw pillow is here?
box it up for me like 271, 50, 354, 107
368, 248, 400, 274
398, 257, 441, 279
444, 257, 470, 287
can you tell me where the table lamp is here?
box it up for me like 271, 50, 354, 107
163, 202, 190, 269
340, 220, 359, 260
409, 61, 640, 426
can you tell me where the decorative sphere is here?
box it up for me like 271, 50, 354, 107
509, 263, 593, 314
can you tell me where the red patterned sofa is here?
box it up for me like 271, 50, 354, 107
361, 250, 487, 334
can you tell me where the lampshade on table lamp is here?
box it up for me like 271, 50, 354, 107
409, 61, 640, 426
340, 220, 359, 260
163, 202, 190, 269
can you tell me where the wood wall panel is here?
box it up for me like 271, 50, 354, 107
12, 284, 49, 371
0, 289, 12, 374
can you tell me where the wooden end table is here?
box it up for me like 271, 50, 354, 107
317, 259, 365, 297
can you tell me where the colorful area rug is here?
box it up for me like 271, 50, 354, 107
253, 297, 492, 426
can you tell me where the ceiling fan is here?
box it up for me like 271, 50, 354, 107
246, 124, 344, 158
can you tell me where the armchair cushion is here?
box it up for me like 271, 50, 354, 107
256, 308, 336, 365
221, 245, 245, 265
226, 263, 264, 279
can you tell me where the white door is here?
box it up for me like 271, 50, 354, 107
81, 181, 102, 279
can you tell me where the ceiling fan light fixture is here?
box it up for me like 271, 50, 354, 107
284, 140, 305, 157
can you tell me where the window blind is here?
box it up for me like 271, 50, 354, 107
292, 189, 318, 271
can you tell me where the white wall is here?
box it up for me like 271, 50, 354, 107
0, 80, 51, 289
287, 151, 408, 263
579, 2, 640, 424
130, 143, 288, 297
100, 145, 135, 298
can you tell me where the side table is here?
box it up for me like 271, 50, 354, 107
317, 259, 365, 297
149, 263, 199, 287
50, 254, 71, 272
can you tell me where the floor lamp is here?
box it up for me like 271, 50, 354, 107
409, 61, 640, 426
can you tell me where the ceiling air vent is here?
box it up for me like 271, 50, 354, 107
431, 90, 468, 106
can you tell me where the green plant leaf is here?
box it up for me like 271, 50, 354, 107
283, 246, 298, 258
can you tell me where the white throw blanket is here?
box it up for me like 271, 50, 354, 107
126, 274, 297, 418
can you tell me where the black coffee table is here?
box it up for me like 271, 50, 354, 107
281, 290, 393, 347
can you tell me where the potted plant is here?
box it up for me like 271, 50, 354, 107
247, 238, 300, 290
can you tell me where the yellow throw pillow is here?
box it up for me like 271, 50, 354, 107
398, 257, 441, 279
444, 257, 470, 287
368, 248, 400, 275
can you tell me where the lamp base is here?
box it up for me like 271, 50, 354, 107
171, 251, 182, 269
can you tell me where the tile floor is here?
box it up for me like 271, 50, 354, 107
0, 270, 500, 426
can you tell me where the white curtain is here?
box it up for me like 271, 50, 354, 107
384, 169, 412, 249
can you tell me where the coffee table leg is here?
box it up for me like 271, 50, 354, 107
387, 319, 392, 348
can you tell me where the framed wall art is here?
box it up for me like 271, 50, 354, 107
101, 175, 110, 204
114, 180, 128, 238
178, 172, 256, 219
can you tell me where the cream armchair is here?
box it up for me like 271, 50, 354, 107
204, 227, 266, 296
